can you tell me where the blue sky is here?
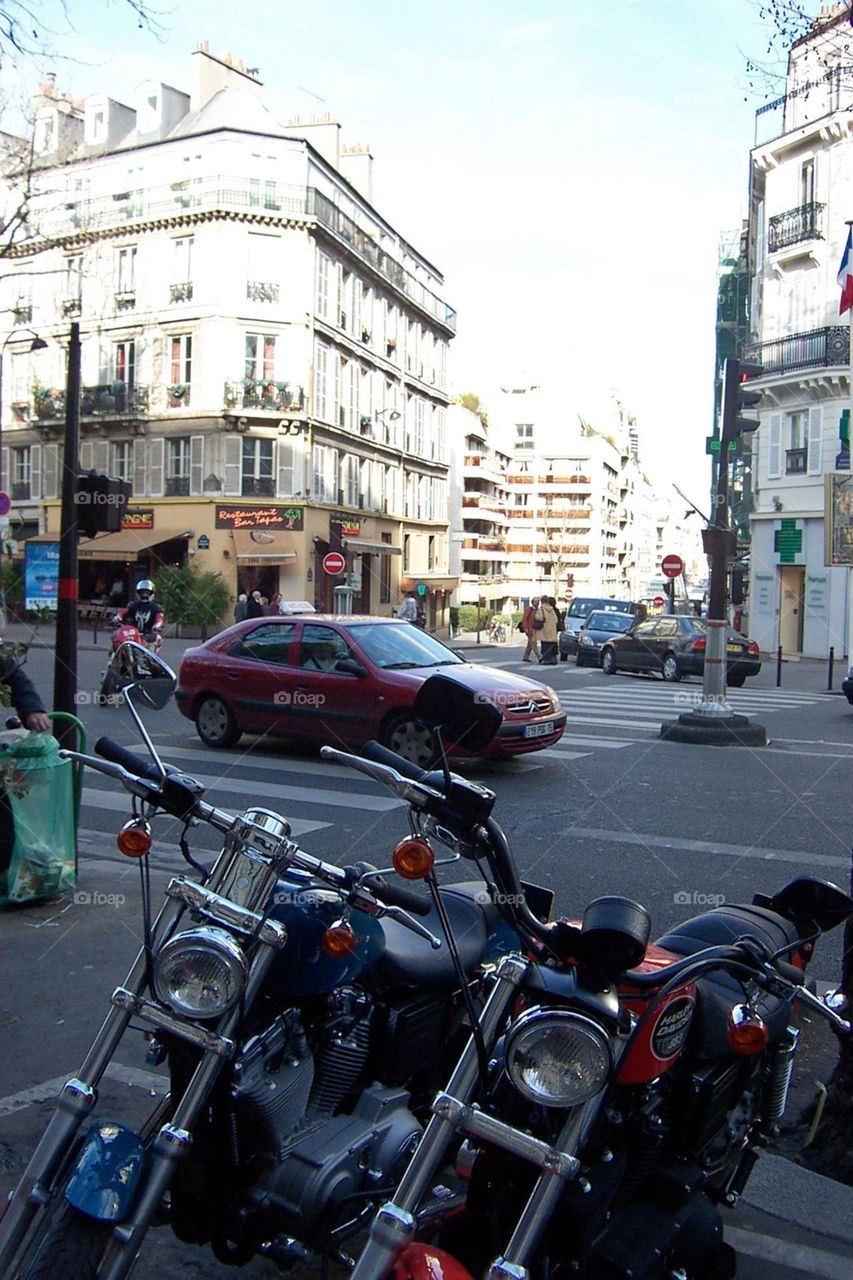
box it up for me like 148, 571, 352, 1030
23, 0, 783, 505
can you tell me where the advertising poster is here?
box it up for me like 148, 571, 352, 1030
24, 541, 60, 611
824, 472, 853, 565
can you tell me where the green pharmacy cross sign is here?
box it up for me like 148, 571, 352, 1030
774, 519, 803, 564
706, 437, 737, 454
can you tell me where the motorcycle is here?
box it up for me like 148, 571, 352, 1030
98, 618, 162, 703
337, 674, 853, 1280
0, 646, 522, 1279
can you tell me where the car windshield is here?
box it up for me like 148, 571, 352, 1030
587, 613, 633, 633
344, 623, 464, 670
568, 599, 627, 619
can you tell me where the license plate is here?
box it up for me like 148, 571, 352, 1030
524, 721, 554, 739
726, 644, 744, 654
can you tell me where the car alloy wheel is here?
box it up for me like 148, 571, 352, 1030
662, 653, 681, 682
383, 714, 438, 769
195, 695, 241, 748
601, 648, 617, 676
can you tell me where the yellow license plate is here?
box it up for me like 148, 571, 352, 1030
726, 644, 743, 654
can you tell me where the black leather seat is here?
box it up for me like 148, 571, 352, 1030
656, 903, 800, 964
377, 882, 489, 988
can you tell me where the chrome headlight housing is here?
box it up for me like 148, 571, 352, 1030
505, 1009, 612, 1107
153, 926, 248, 1020
579, 633, 594, 646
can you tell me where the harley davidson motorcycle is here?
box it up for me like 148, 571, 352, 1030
336, 675, 853, 1280
0, 648, 522, 1279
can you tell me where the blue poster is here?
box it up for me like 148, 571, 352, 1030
24, 541, 60, 611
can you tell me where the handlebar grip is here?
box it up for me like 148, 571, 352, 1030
361, 740, 446, 791
95, 736, 159, 781
369, 873, 432, 917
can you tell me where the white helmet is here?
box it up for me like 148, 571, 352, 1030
136, 579, 154, 594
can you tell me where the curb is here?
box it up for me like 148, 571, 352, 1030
743, 1151, 853, 1248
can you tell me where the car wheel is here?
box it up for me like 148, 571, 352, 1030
195, 695, 241, 748
727, 675, 745, 688
383, 713, 438, 769
661, 653, 682, 682
601, 648, 618, 676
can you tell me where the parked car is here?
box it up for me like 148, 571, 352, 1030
599, 614, 761, 685
575, 610, 636, 667
177, 615, 567, 765
559, 597, 645, 659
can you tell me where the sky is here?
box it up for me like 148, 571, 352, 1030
15, 0, 788, 508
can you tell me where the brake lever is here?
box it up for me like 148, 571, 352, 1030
320, 745, 437, 807
347, 885, 442, 949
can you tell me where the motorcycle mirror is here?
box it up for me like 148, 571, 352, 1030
412, 674, 501, 753
764, 876, 853, 932
109, 642, 177, 711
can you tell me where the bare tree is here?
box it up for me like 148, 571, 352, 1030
0, 0, 164, 69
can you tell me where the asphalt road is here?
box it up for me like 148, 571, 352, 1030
1, 633, 852, 1278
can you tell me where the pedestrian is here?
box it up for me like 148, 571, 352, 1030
246, 590, 265, 620
0, 627, 52, 894
260, 595, 270, 615
396, 593, 418, 623
234, 593, 248, 623
270, 592, 283, 615
521, 597, 542, 663
539, 596, 560, 665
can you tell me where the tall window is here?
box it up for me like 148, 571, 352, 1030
245, 333, 276, 383
166, 437, 191, 495
800, 158, 815, 206
114, 340, 135, 389
247, 233, 279, 302
515, 423, 534, 451
316, 252, 331, 319
64, 255, 83, 308
111, 441, 132, 483
249, 178, 279, 210
169, 335, 192, 406
380, 532, 392, 604
12, 447, 31, 500
171, 237, 193, 303
242, 438, 274, 497
116, 246, 136, 296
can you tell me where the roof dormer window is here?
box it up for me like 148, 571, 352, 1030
137, 84, 160, 133
34, 111, 57, 154
84, 97, 108, 146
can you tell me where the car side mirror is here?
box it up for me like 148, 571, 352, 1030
334, 657, 368, 678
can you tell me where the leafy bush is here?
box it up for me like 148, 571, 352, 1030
0, 559, 24, 614
154, 565, 231, 628
456, 605, 494, 633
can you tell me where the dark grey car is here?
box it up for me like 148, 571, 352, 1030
575, 611, 636, 667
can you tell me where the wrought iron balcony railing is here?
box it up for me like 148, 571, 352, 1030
768, 202, 825, 253
786, 447, 807, 474
246, 281, 279, 303
746, 325, 849, 375
165, 476, 190, 497
241, 476, 275, 497
170, 281, 193, 303
33, 383, 150, 420
224, 378, 305, 413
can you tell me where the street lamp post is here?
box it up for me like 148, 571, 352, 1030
0, 329, 48, 617
52, 323, 81, 750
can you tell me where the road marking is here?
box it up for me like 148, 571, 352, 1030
83, 774, 399, 813
0, 1063, 167, 1118
564, 825, 848, 869
726, 1227, 853, 1280
559, 734, 638, 748
146, 743, 370, 782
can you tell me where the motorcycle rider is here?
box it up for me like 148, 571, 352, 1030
119, 579, 165, 652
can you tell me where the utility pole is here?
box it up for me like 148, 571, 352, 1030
53, 324, 80, 751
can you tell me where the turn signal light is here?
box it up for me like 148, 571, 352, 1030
392, 836, 435, 880
116, 820, 152, 859
727, 1004, 769, 1055
321, 921, 358, 957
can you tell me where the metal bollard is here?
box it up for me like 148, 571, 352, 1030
828, 646, 835, 691
92, 613, 99, 644
776, 645, 783, 688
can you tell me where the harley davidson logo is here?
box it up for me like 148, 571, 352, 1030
650, 996, 695, 1060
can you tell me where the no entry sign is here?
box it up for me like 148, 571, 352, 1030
322, 551, 346, 575
661, 554, 684, 579
653, 595, 665, 608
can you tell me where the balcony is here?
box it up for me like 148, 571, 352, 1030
224, 378, 305, 413
785, 447, 807, 474
754, 66, 853, 147
768, 202, 825, 254
247, 281, 280, 303
165, 476, 190, 497
33, 383, 150, 421
115, 289, 136, 311
61, 296, 82, 318
13, 304, 32, 324
170, 281, 193, 303
746, 325, 849, 375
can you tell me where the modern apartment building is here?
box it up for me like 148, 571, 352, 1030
0, 45, 456, 626
448, 404, 511, 614
745, 3, 853, 656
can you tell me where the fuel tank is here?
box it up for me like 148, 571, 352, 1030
616, 941, 697, 1085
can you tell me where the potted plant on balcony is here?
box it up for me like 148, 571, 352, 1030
168, 383, 188, 406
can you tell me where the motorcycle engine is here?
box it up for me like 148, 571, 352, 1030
232, 992, 422, 1238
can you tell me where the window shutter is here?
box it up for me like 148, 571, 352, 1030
148, 438, 164, 497
80, 441, 95, 472
1, 448, 7, 496
190, 434, 204, 495
276, 436, 302, 498
767, 413, 782, 479
30, 445, 42, 499
223, 434, 242, 495
94, 440, 109, 474
807, 406, 823, 476
132, 439, 147, 495
43, 444, 59, 499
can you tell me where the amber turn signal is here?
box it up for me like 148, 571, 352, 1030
321, 921, 357, 957
392, 836, 434, 880
727, 1004, 769, 1055
116, 820, 152, 859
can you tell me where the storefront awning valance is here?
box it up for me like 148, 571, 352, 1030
400, 575, 459, 592
76, 528, 193, 560
342, 538, 402, 555
233, 528, 297, 565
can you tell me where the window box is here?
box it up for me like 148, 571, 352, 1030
165, 477, 190, 496
246, 281, 280, 303
168, 383, 190, 408
61, 298, 82, 318
170, 281, 193, 303
115, 289, 136, 310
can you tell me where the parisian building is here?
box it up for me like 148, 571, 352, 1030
0, 44, 456, 627
745, 3, 852, 656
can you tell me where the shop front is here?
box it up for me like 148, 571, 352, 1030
214, 501, 303, 605
312, 513, 403, 615
398, 573, 457, 634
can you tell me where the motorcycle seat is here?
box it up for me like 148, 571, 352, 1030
655, 903, 800, 969
377, 883, 488, 989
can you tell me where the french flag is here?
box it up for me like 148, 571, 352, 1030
838, 227, 853, 315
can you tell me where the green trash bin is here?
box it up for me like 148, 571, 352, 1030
0, 730, 77, 906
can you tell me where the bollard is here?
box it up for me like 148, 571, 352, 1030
92, 613, 99, 645
828, 646, 835, 692
776, 645, 783, 688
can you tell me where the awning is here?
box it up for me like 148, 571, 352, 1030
233, 528, 297, 565
400, 574, 459, 592
342, 538, 402, 555
28, 529, 192, 560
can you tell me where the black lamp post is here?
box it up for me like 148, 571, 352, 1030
52, 323, 81, 750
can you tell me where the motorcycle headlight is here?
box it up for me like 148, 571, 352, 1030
153, 926, 248, 1020
505, 1009, 612, 1107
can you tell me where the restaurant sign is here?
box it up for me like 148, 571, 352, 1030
122, 508, 154, 530
215, 504, 304, 531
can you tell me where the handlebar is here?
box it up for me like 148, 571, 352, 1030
95, 736, 161, 781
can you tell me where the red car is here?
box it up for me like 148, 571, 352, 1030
176, 615, 566, 765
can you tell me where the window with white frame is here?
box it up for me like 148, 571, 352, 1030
114, 340, 135, 390
242, 437, 275, 497
787, 410, 808, 473
247, 233, 279, 302
64, 255, 83, 307
312, 443, 338, 503
12, 447, 33, 499
315, 342, 329, 421
249, 177, 279, 211
245, 333, 276, 385
316, 252, 331, 320
116, 246, 136, 296
111, 441, 132, 483
169, 334, 192, 403
515, 423, 535, 451
166, 437, 191, 495
171, 237, 193, 302
343, 454, 359, 507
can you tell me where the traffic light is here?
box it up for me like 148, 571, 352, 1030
721, 357, 763, 442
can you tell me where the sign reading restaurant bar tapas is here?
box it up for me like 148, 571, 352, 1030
215, 504, 304, 531
121, 508, 154, 530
